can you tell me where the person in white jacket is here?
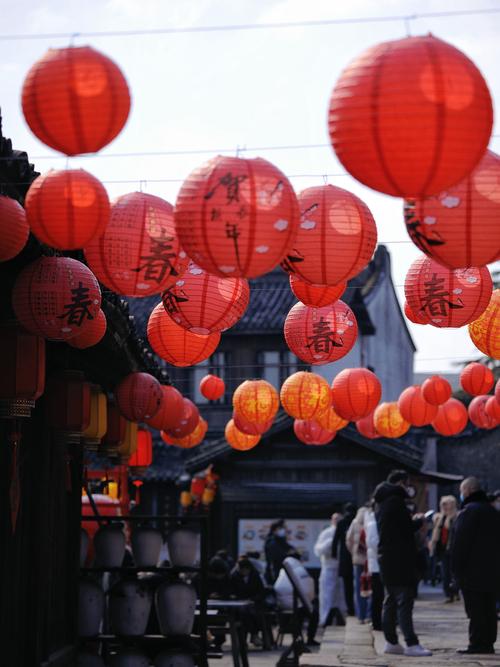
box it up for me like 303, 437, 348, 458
364, 506, 383, 631
314, 513, 347, 626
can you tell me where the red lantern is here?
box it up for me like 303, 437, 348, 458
421, 375, 452, 406
25, 169, 110, 250
115, 372, 163, 422
405, 257, 492, 328
496, 379, 500, 404
190, 476, 207, 499
200, 374, 225, 401
468, 395, 496, 430
0, 196, 29, 262
432, 398, 468, 436
162, 263, 249, 333
225, 419, 261, 451
469, 289, 500, 359
460, 362, 494, 396
166, 398, 199, 439
85, 192, 188, 297
284, 300, 358, 365
22, 46, 130, 155
315, 405, 348, 432
147, 302, 220, 367
397, 385, 438, 426
404, 301, 428, 325
233, 380, 280, 424
129, 428, 153, 474
282, 185, 377, 285
68, 309, 106, 349
293, 419, 336, 446
289, 275, 346, 307
145, 385, 184, 431
328, 35, 493, 198
12, 256, 101, 341
485, 396, 500, 424
174, 155, 300, 278
404, 151, 500, 269
280, 371, 331, 420
161, 418, 208, 449
331, 368, 381, 420
374, 402, 410, 439
356, 413, 380, 439
46, 370, 91, 433
233, 411, 273, 435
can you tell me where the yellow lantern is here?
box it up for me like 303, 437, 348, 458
225, 419, 260, 451
316, 405, 348, 431
118, 420, 138, 462
180, 491, 192, 508
233, 379, 279, 424
202, 487, 216, 505
374, 402, 410, 439
82, 385, 107, 450
107, 480, 119, 499
280, 371, 331, 420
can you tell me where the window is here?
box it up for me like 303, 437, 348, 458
192, 351, 228, 404
258, 350, 304, 389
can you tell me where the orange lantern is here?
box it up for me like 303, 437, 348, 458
404, 301, 428, 325
145, 385, 184, 431
421, 375, 452, 406
432, 398, 468, 436
162, 263, 249, 333
147, 302, 220, 367
85, 192, 188, 297
397, 385, 438, 427
225, 419, 261, 451
233, 379, 280, 424
68, 309, 106, 349
356, 413, 380, 440
12, 256, 101, 341
404, 151, 500, 269
174, 155, 300, 279
22, 45, 130, 155
460, 362, 494, 396
200, 374, 225, 401
405, 257, 492, 328
331, 368, 381, 420
374, 402, 410, 439
233, 411, 273, 435
284, 301, 358, 365
180, 490, 193, 508
166, 398, 199, 439
282, 185, 377, 285
485, 396, 500, 424
496, 379, 500, 403
161, 418, 208, 449
328, 35, 493, 198
25, 169, 110, 250
289, 275, 346, 307
129, 428, 153, 475
0, 196, 29, 262
115, 372, 163, 422
46, 370, 91, 433
469, 289, 500, 359
468, 395, 496, 430
280, 371, 331, 420
315, 405, 348, 432
293, 419, 336, 445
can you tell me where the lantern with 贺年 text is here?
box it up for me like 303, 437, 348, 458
280, 371, 331, 420
374, 402, 410, 439
233, 380, 280, 424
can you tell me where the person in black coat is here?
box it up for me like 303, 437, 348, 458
374, 470, 431, 657
331, 503, 356, 616
452, 477, 500, 655
264, 519, 293, 583
230, 557, 267, 647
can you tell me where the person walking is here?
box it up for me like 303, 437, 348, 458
331, 502, 356, 615
452, 476, 500, 655
374, 470, 432, 657
314, 513, 346, 626
429, 495, 459, 602
264, 519, 293, 584
365, 502, 383, 631
346, 506, 369, 624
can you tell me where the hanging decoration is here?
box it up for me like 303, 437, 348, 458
100, 400, 126, 456
293, 419, 336, 445
68, 309, 107, 349
0, 196, 30, 262
404, 301, 428, 325
281, 185, 377, 285
232, 379, 280, 424
397, 385, 438, 426
233, 411, 273, 435
200, 374, 225, 401
115, 372, 163, 422
145, 385, 184, 431
117, 420, 138, 462
468, 289, 500, 359
315, 405, 348, 432
129, 428, 153, 475
421, 375, 452, 406
373, 402, 410, 438
161, 418, 208, 449
82, 385, 107, 450
432, 398, 468, 436
289, 275, 346, 308
165, 398, 199, 439
174, 155, 300, 278
496, 379, 500, 404
328, 35, 493, 198
331, 368, 381, 420
280, 371, 331, 420
460, 362, 494, 396
485, 396, 500, 424
405, 257, 492, 328
22, 45, 131, 155
147, 302, 220, 367
356, 413, 380, 439
225, 419, 261, 451
284, 300, 358, 365
468, 395, 496, 430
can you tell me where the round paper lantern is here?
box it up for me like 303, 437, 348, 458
225, 419, 261, 451
289, 275, 346, 307
405, 257, 492, 328
68, 309, 106, 349
468, 395, 496, 430
331, 368, 382, 420
356, 413, 380, 439
200, 374, 225, 401
85, 192, 188, 297
469, 289, 500, 359
281, 185, 377, 285
328, 35, 493, 198
161, 418, 208, 449
280, 371, 331, 420
0, 196, 29, 262
284, 301, 358, 365
233, 380, 280, 424
129, 428, 153, 474
145, 385, 184, 431
460, 362, 494, 396
315, 405, 348, 432
397, 385, 438, 426
293, 419, 336, 445
233, 411, 273, 436
485, 395, 500, 424
432, 397, 468, 436
374, 402, 410, 439
174, 155, 300, 278
115, 372, 163, 422
404, 301, 428, 325
12, 256, 101, 341
421, 375, 452, 406
162, 263, 249, 333
404, 151, 500, 269
496, 379, 500, 404
147, 303, 220, 367
22, 45, 130, 155
166, 398, 199, 439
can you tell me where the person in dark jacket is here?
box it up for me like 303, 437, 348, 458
452, 477, 500, 655
264, 519, 293, 583
331, 502, 356, 615
230, 557, 266, 647
374, 471, 432, 657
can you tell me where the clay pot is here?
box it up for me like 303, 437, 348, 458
109, 578, 152, 636
155, 581, 196, 636
131, 525, 163, 567
108, 648, 150, 666
154, 652, 195, 667
77, 652, 106, 667
166, 528, 199, 567
78, 578, 104, 637
94, 523, 125, 567
80, 527, 89, 567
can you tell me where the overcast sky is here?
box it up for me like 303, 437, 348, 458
1, 0, 498, 373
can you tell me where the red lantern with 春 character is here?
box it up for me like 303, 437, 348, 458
225, 419, 260, 451
468, 395, 496, 430
200, 374, 225, 401
129, 428, 153, 475
397, 385, 438, 426
404, 301, 428, 325
289, 275, 346, 308
315, 405, 348, 432
293, 419, 336, 446
0, 196, 29, 262
374, 402, 410, 439
280, 371, 331, 420
468, 289, 500, 359
145, 385, 184, 431
115, 372, 163, 422
432, 398, 468, 436
421, 375, 452, 406
233, 380, 280, 424
331, 368, 381, 420
356, 413, 380, 439
68, 309, 106, 349
460, 362, 494, 396
175, 155, 300, 279
233, 411, 273, 435
328, 35, 493, 198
